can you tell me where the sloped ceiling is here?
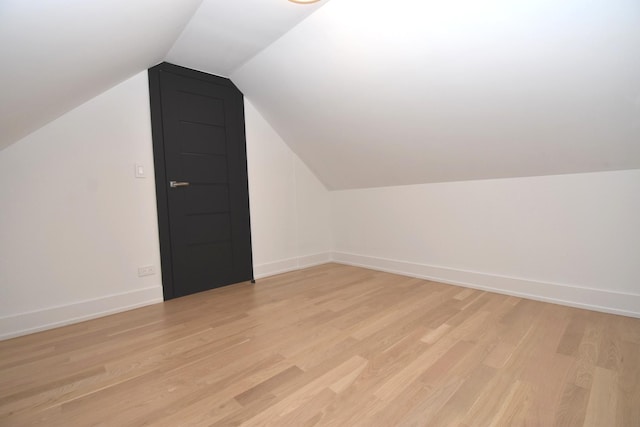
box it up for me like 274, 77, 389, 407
232, 0, 640, 189
0, 0, 327, 151
165, 0, 326, 77
2, 0, 638, 190
0, 0, 203, 150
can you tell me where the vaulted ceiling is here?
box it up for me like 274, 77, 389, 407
0, 0, 203, 149
2, 0, 639, 189
0, 0, 324, 150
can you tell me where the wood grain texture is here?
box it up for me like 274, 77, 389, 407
1, 263, 638, 426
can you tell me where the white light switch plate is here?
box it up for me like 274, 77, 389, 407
135, 163, 146, 178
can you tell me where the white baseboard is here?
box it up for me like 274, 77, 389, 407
254, 252, 332, 279
5, 252, 636, 340
0, 286, 163, 340
332, 252, 640, 318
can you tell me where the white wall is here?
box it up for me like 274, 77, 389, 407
0, 72, 163, 339
3, 69, 635, 341
0, 78, 333, 340
244, 100, 332, 278
332, 170, 640, 317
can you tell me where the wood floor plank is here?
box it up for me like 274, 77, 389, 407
554, 383, 590, 427
583, 367, 619, 427
616, 340, 640, 426
1, 263, 638, 426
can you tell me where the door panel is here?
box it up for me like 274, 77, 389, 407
179, 123, 226, 155
149, 63, 253, 300
185, 186, 229, 213
186, 213, 232, 244
174, 92, 225, 126
180, 154, 228, 183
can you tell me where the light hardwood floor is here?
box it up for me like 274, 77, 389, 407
1, 263, 639, 426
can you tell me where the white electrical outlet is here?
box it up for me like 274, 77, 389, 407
138, 265, 155, 277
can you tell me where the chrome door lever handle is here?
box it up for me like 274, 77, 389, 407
170, 181, 190, 188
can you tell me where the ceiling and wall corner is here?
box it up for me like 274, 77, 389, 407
3, 0, 637, 188
164, 0, 327, 77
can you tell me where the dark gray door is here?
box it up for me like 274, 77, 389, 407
149, 63, 253, 299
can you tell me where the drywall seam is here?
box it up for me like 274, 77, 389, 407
0, 286, 163, 340
332, 252, 640, 318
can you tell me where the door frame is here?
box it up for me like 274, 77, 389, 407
148, 62, 253, 300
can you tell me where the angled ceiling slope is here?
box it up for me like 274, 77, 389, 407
165, 0, 328, 77
0, 0, 329, 151
0, 0, 203, 150
232, 0, 640, 189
